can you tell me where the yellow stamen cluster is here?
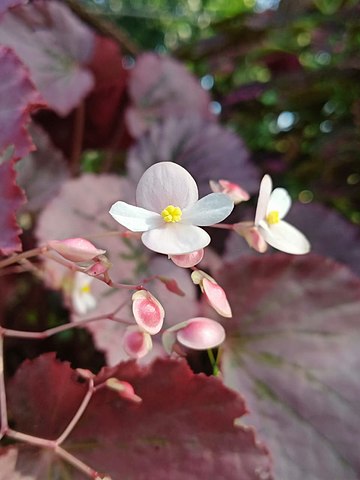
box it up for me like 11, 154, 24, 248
266, 210, 280, 225
161, 205, 182, 223
80, 284, 91, 294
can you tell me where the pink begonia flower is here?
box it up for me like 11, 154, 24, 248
233, 221, 268, 253
209, 179, 250, 204
72, 272, 97, 315
163, 317, 226, 353
191, 270, 232, 318
47, 238, 106, 263
123, 326, 153, 359
132, 289, 165, 335
255, 175, 310, 255
109, 162, 234, 255
170, 249, 204, 268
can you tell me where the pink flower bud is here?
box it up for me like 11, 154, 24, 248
170, 249, 204, 268
105, 378, 142, 403
209, 179, 250, 204
48, 238, 106, 262
163, 317, 226, 352
191, 270, 232, 318
233, 221, 268, 253
123, 326, 153, 359
132, 290, 165, 335
202, 277, 232, 318
85, 255, 111, 277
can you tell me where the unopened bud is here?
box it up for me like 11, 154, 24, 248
123, 326, 153, 358
132, 290, 165, 335
106, 378, 142, 403
209, 179, 250, 204
163, 317, 226, 352
48, 238, 106, 262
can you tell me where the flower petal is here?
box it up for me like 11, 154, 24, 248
259, 220, 310, 254
170, 249, 204, 268
136, 162, 198, 212
109, 201, 162, 232
255, 174, 272, 225
176, 317, 226, 350
267, 187, 291, 219
182, 193, 234, 226
142, 224, 210, 255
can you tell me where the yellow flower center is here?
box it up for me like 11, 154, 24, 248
80, 284, 91, 294
266, 210, 280, 225
161, 205, 182, 223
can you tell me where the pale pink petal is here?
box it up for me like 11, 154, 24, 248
182, 193, 234, 226
176, 317, 226, 350
123, 326, 153, 359
267, 187, 291, 219
255, 174, 272, 226
142, 224, 210, 255
132, 290, 165, 335
47, 238, 105, 262
136, 162, 198, 212
170, 249, 204, 268
202, 278, 232, 318
109, 201, 162, 232
233, 222, 268, 253
259, 220, 311, 254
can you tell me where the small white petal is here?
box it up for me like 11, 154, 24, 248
255, 174, 272, 226
109, 201, 162, 232
259, 220, 310, 254
136, 162, 198, 213
142, 224, 210, 255
267, 188, 292, 219
182, 193, 234, 226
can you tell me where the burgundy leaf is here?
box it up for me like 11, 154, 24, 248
0, 1, 95, 116
0, 157, 26, 255
0, 46, 43, 157
128, 116, 259, 197
16, 125, 70, 212
0, 0, 26, 16
7, 354, 272, 480
7, 353, 87, 439
217, 254, 360, 480
126, 53, 213, 138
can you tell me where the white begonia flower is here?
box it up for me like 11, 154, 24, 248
72, 272, 97, 315
109, 162, 234, 255
255, 174, 310, 255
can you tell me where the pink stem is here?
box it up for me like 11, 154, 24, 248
55, 379, 94, 445
0, 335, 8, 437
55, 446, 105, 479
0, 246, 47, 270
3, 313, 132, 340
209, 223, 234, 230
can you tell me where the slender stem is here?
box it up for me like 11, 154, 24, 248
6, 428, 55, 449
0, 335, 8, 436
55, 446, 105, 479
0, 247, 46, 270
209, 223, 234, 231
56, 380, 94, 445
207, 348, 220, 376
7, 429, 105, 479
70, 102, 85, 176
3, 314, 132, 340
